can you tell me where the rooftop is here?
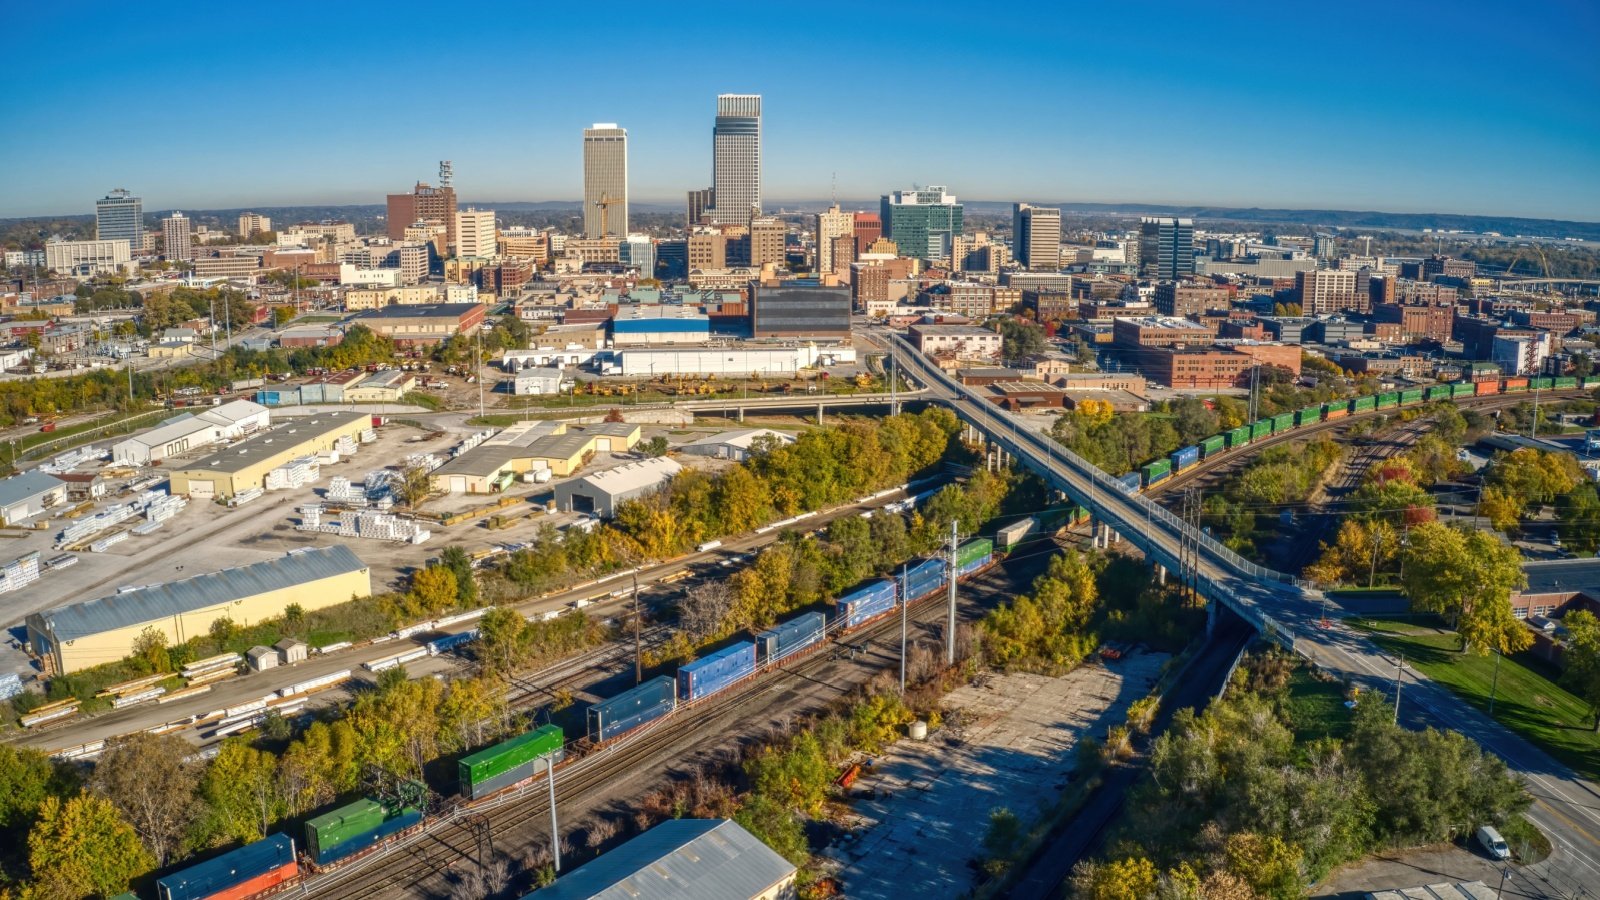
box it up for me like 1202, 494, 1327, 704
909, 324, 997, 337
680, 428, 795, 452
0, 471, 65, 507
29, 546, 367, 643
1116, 316, 1209, 329
1521, 558, 1600, 598
174, 411, 369, 474
358, 302, 483, 320
525, 819, 794, 900
576, 457, 682, 495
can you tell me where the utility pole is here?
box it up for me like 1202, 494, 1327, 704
899, 564, 908, 695
1393, 653, 1404, 725
477, 327, 486, 419
546, 751, 561, 872
632, 571, 642, 685
946, 519, 959, 666
889, 339, 898, 416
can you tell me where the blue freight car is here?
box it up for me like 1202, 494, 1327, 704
588, 675, 676, 743
1170, 445, 1200, 472
678, 641, 756, 702
427, 629, 479, 656
902, 557, 945, 601
757, 611, 826, 662
837, 580, 897, 628
157, 834, 298, 900
1116, 472, 1142, 493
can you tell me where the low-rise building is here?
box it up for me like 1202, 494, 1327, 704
525, 818, 796, 900
431, 421, 642, 493
611, 304, 713, 346
678, 428, 795, 461
0, 471, 67, 526
356, 302, 486, 346
1111, 316, 1213, 349
513, 367, 565, 395
25, 546, 371, 675
343, 369, 417, 403
908, 324, 1002, 362
111, 400, 271, 465
168, 411, 370, 498
555, 457, 683, 518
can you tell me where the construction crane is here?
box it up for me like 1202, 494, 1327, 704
594, 193, 621, 236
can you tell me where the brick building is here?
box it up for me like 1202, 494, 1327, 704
1372, 302, 1456, 343
1141, 343, 1302, 389
1154, 282, 1232, 318
1111, 316, 1213, 349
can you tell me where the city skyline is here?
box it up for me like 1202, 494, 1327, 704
4, 1, 1598, 221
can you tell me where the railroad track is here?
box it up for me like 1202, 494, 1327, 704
305, 560, 1025, 899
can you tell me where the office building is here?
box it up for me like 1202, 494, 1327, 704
709, 94, 762, 226
748, 217, 785, 268
455, 208, 497, 259
1138, 217, 1194, 280
815, 203, 854, 275
95, 189, 142, 246
1423, 255, 1477, 281
237, 213, 272, 237
387, 179, 458, 246
687, 187, 714, 228
1112, 317, 1214, 350
1155, 282, 1232, 318
882, 186, 963, 260
620, 235, 655, 275
583, 124, 628, 239
162, 212, 193, 262
44, 239, 131, 275
1012, 203, 1061, 270
853, 212, 882, 255
657, 239, 688, 280
1296, 268, 1366, 315
751, 280, 850, 339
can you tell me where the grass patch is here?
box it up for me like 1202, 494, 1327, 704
1281, 667, 1354, 743
17, 406, 167, 459
401, 391, 444, 411
1352, 618, 1600, 782
1500, 814, 1552, 864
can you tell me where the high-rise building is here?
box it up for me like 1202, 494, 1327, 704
95, 189, 142, 247
455, 208, 497, 259
852, 213, 882, 255
687, 187, 714, 228
881, 186, 963, 261
1295, 268, 1366, 315
1012, 203, 1061, 270
1138, 217, 1194, 280
620, 235, 655, 275
238, 213, 272, 237
387, 176, 458, 246
583, 124, 628, 239
162, 212, 193, 262
709, 94, 761, 226
815, 204, 853, 275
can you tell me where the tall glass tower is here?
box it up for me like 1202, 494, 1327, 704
583, 124, 628, 239
710, 94, 761, 226
96, 189, 142, 247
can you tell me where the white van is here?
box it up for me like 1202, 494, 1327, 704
1477, 825, 1511, 860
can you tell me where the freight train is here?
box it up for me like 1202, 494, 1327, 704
1139, 376, 1589, 489
140, 536, 1003, 900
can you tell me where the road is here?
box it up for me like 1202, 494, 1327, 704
887, 334, 1600, 887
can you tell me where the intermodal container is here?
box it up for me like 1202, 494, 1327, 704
1555, 376, 1579, 389
1376, 391, 1400, 409
1583, 376, 1600, 389
426, 630, 479, 656
1170, 445, 1200, 471
838, 579, 899, 627
1141, 459, 1172, 487
1324, 404, 1349, 420
956, 537, 994, 577
317, 808, 420, 867
1295, 406, 1323, 426
1227, 425, 1252, 448
1400, 388, 1424, 404
156, 834, 297, 900
1425, 385, 1452, 401
1475, 379, 1500, 396
678, 641, 757, 702
1504, 377, 1529, 392
1352, 395, 1377, 413
588, 675, 675, 743
1270, 413, 1294, 433
757, 611, 826, 662
995, 517, 1036, 550
1451, 382, 1479, 398
903, 558, 945, 600
1199, 434, 1226, 457
1250, 420, 1272, 440
307, 799, 422, 866
1531, 377, 1554, 390
458, 724, 564, 800
1116, 472, 1143, 492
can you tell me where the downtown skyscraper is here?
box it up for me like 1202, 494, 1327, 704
583, 124, 628, 239
95, 189, 142, 246
709, 94, 761, 226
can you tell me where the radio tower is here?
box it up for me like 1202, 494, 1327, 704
438, 160, 454, 187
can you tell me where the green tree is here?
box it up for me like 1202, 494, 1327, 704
734, 794, 810, 867
1400, 523, 1530, 654
438, 546, 479, 607
1556, 483, 1600, 554
478, 606, 528, 673
1224, 832, 1304, 900
0, 744, 60, 832
27, 792, 154, 899
1073, 856, 1159, 900
638, 435, 670, 458
981, 807, 1025, 877
1560, 609, 1600, 730
997, 319, 1046, 360
202, 739, 284, 844
132, 626, 171, 673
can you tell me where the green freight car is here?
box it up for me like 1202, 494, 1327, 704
956, 537, 994, 569
1400, 388, 1424, 404
459, 724, 564, 800
1450, 383, 1477, 398
1200, 434, 1226, 457
308, 799, 387, 863
1249, 420, 1272, 440
1531, 377, 1554, 390
1555, 376, 1578, 389
1376, 391, 1400, 409
1425, 385, 1452, 401
1584, 376, 1600, 389
1141, 459, 1173, 486
1270, 413, 1294, 433
1351, 395, 1377, 413
1295, 405, 1324, 426
1227, 425, 1252, 448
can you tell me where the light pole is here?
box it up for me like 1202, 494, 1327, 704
545, 751, 561, 872
1393, 652, 1404, 725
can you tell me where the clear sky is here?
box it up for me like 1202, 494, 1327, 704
6, 0, 1599, 221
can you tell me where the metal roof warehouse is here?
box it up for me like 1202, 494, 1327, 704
167, 411, 370, 498
525, 818, 795, 900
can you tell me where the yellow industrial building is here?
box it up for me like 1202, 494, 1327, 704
431, 420, 641, 493
167, 411, 370, 498
25, 546, 371, 674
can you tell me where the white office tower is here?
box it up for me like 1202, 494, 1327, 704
709, 94, 761, 226
583, 124, 628, 239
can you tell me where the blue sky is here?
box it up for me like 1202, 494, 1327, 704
6, 0, 1598, 220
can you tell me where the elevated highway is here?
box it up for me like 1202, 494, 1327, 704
890, 335, 1600, 885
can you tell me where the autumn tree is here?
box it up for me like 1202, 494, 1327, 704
202, 739, 284, 845
1400, 523, 1530, 654
1072, 856, 1159, 900
1556, 482, 1600, 554
438, 545, 479, 607
1560, 609, 1600, 731
90, 733, 203, 865
1304, 519, 1399, 587
132, 626, 172, 674
27, 792, 153, 899
410, 564, 460, 616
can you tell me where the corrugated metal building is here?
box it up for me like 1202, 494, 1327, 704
111, 400, 272, 465
678, 428, 794, 461
26, 546, 371, 674
168, 411, 370, 498
0, 471, 68, 525
432, 421, 642, 493
525, 818, 796, 900
555, 457, 681, 517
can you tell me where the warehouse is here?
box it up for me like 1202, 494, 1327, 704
610, 304, 713, 346
431, 421, 642, 493
25, 546, 371, 674
555, 457, 681, 517
111, 400, 273, 465
343, 369, 417, 403
168, 411, 370, 498
355, 302, 486, 346
0, 471, 68, 526
604, 343, 855, 377
526, 818, 795, 900
679, 428, 795, 461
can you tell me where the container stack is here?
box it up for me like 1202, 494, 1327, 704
144, 494, 188, 523
57, 503, 137, 547
90, 531, 130, 553
0, 552, 42, 596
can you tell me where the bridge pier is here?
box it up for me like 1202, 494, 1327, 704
817, 402, 825, 425
1156, 565, 1167, 585
736, 406, 744, 423
1206, 596, 1219, 637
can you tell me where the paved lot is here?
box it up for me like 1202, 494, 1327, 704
830, 652, 1168, 900
1316, 845, 1584, 900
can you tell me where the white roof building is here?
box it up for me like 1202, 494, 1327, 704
111, 400, 271, 466
678, 428, 794, 462
554, 457, 682, 518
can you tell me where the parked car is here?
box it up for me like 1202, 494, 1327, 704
1476, 825, 1511, 860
